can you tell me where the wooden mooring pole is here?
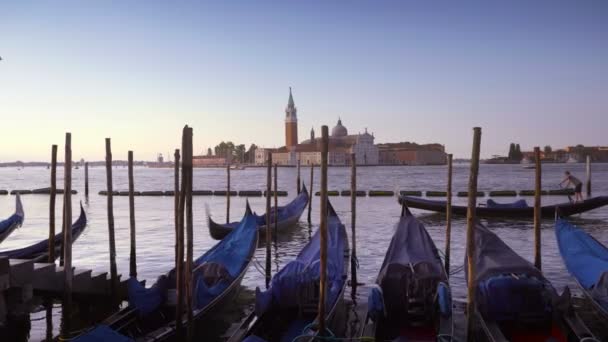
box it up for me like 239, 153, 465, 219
318, 125, 329, 335
84, 161, 89, 198
586, 155, 591, 197
534, 147, 542, 270
61, 133, 73, 339
274, 163, 278, 238
307, 164, 314, 225
46, 143, 56, 341
444, 153, 453, 275
226, 164, 231, 224
297, 158, 301, 194
265, 153, 272, 289
350, 153, 358, 292
183, 127, 194, 342
174, 149, 180, 276
465, 127, 482, 341
49, 145, 57, 262
105, 138, 119, 304
176, 127, 190, 340
175, 146, 186, 340
128, 151, 137, 278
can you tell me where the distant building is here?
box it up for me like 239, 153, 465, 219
193, 155, 227, 167
377, 142, 447, 165
255, 89, 379, 166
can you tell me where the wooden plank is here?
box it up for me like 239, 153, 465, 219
0, 257, 9, 291
9, 259, 34, 287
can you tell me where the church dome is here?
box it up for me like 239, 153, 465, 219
331, 119, 348, 137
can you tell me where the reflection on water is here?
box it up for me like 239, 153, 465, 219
0, 164, 607, 340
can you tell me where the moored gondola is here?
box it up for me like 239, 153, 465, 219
208, 184, 309, 240
227, 200, 349, 342
0, 194, 24, 244
468, 222, 597, 341
399, 195, 608, 218
555, 217, 608, 320
73, 201, 259, 342
364, 205, 453, 341
0, 203, 86, 261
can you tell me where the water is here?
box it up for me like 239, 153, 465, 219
1, 163, 607, 341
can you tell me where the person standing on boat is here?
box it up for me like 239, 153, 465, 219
560, 171, 583, 202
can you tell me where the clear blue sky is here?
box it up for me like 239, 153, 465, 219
1, 1, 606, 161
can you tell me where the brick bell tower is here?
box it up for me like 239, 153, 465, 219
285, 87, 298, 149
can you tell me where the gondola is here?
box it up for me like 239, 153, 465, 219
555, 217, 608, 320
74, 201, 259, 342
208, 184, 309, 240
364, 205, 453, 341
0, 203, 86, 262
468, 222, 597, 341
227, 200, 349, 342
399, 195, 608, 218
0, 194, 24, 244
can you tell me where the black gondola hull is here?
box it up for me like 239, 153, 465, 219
399, 195, 608, 218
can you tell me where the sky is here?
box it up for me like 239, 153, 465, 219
1, 1, 607, 161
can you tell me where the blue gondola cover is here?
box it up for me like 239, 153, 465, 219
556, 219, 608, 311
486, 199, 528, 209
254, 202, 346, 317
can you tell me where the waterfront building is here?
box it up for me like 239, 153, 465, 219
193, 155, 227, 167
377, 142, 447, 165
254, 88, 379, 166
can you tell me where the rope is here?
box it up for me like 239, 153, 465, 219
251, 256, 267, 277
449, 264, 465, 276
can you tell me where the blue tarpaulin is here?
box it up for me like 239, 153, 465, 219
486, 199, 528, 209
253, 202, 347, 342
128, 205, 258, 314
556, 219, 608, 311
73, 325, 134, 342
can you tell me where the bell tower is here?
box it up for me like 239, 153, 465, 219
285, 87, 298, 149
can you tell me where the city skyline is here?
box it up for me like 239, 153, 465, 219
1, 1, 606, 161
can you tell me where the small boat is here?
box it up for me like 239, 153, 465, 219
0, 204, 87, 262
399, 195, 608, 218
74, 201, 259, 341
468, 223, 597, 341
0, 194, 24, 244
208, 184, 309, 240
567, 156, 579, 164
227, 201, 349, 342
555, 218, 608, 319
364, 205, 453, 341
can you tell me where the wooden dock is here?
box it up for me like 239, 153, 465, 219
0, 256, 128, 323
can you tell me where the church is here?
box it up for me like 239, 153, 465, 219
255, 88, 379, 166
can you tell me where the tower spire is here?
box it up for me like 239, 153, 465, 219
288, 86, 295, 108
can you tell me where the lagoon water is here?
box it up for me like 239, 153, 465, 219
1, 163, 607, 341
